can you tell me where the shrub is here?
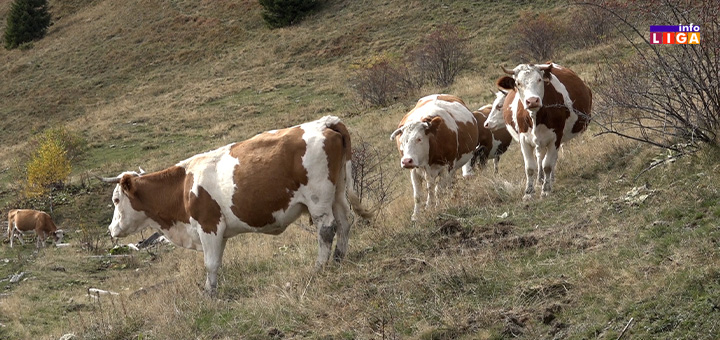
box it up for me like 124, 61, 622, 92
411, 24, 471, 87
593, 0, 720, 151
23, 127, 85, 198
565, 5, 615, 48
510, 11, 562, 62
3, 0, 51, 50
258, 0, 319, 28
25, 135, 71, 198
349, 54, 417, 107
351, 135, 398, 209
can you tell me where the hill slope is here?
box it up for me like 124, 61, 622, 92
1, 0, 719, 339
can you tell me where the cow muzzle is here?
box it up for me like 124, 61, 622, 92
525, 96, 541, 109
401, 158, 418, 169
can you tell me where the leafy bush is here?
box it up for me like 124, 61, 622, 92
23, 127, 86, 198
3, 0, 51, 50
25, 135, 71, 198
258, 0, 319, 28
411, 24, 471, 87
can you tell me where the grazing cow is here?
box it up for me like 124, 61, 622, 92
101, 116, 372, 294
7, 209, 64, 248
469, 104, 513, 173
490, 63, 592, 199
390, 94, 479, 220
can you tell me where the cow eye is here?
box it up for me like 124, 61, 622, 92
113, 198, 120, 204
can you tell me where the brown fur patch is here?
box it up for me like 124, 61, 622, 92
185, 173, 222, 235
125, 166, 191, 230
323, 121, 351, 185
230, 127, 309, 228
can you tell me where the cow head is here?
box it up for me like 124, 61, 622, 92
483, 90, 508, 131
53, 229, 64, 243
101, 171, 149, 238
500, 63, 553, 118
390, 117, 443, 169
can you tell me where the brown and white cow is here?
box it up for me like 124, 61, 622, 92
101, 116, 372, 294
486, 63, 592, 199
469, 104, 513, 173
7, 209, 64, 248
390, 94, 479, 220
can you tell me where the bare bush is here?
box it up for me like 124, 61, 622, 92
349, 55, 417, 107
411, 24, 471, 87
351, 135, 398, 211
510, 12, 562, 62
565, 5, 615, 48
590, 0, 720, 151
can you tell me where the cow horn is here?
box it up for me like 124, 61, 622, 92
138, 167, 146, 175
97, 176, 121, 184
501, 65, 515, 75
390, 128, 403, 141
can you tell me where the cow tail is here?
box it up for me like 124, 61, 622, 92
325, 117, 374, 220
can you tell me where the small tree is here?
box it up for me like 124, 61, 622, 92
258, 0, 319, 28
411, 24, 471, 87
3, 0, 51, 49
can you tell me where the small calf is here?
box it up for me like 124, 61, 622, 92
7, 209, 64, 248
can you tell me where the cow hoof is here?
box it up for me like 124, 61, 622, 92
523, 194, 534, 201
540, 191, 550, 198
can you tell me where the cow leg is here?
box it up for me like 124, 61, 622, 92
9, 225, 14, 248
493, 156, 500, 174
541, 145, 559, 197
332, 196, 352, 262
199, 232, 228, 295
312, 210, 337, 268
410, 168, 424, 221
520, 139, 537, 200
461, 161, 474, 177
535, 145, 548, 187
425, 171, 438, 208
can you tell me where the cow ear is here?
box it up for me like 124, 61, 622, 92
423, 116, 443, 134
496, 76, 515, 90
120, 174, 136, 196
542, 64, 554, 83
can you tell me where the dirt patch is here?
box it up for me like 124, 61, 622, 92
433, 218, 538, 254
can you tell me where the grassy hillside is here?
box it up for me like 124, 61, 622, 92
1, 0, 719, 339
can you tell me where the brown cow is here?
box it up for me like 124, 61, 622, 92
7, 209, 64, 248
490, 62, 592, 199
390, 94, 479, 220
101, 116, 372, 294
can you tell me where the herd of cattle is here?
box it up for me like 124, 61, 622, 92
4, 62, 591, 294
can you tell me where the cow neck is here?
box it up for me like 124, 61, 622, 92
130, 166, 190, 230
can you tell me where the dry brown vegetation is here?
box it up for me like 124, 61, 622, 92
1, 0, 720, 339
